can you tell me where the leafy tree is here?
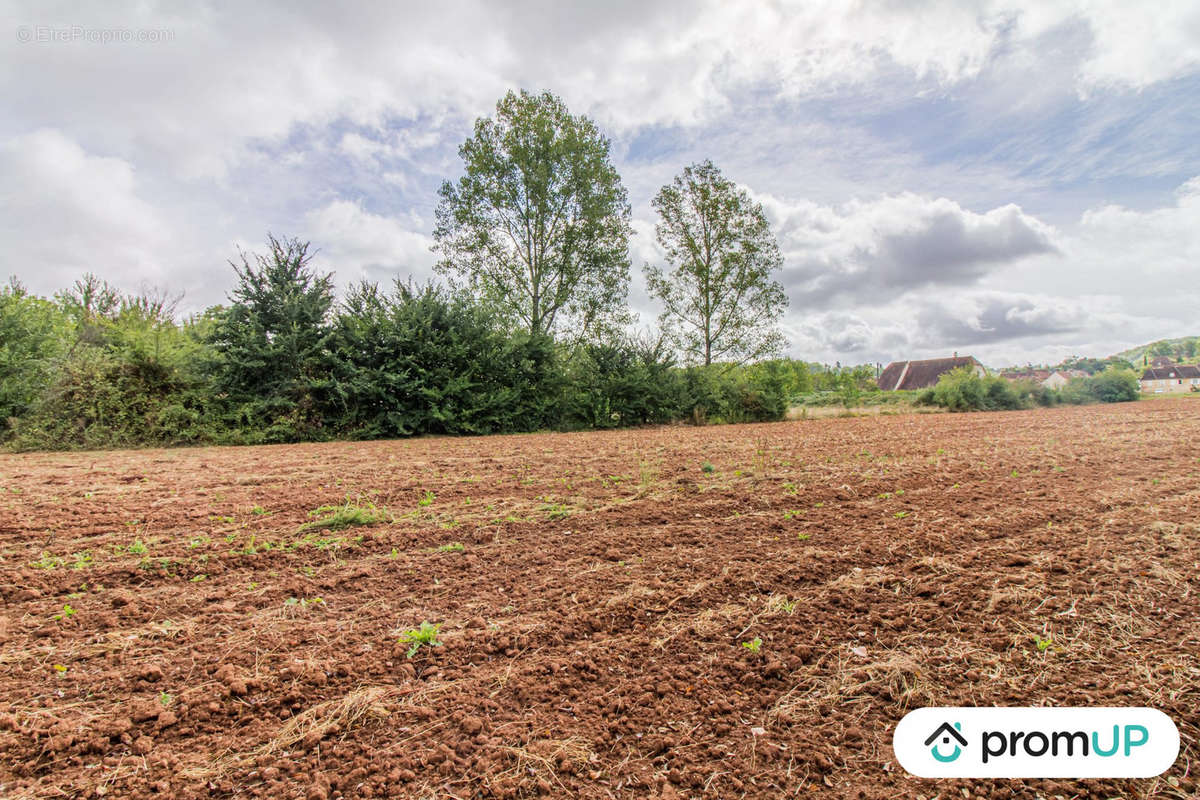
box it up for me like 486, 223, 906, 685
678, 362, 789, 424
56, 273, 121, 324
0, 279, 71, 431
645, 160, 787, 366
756, 358, 812, 397
434, 89, 633, 341
207, 235, 337, 442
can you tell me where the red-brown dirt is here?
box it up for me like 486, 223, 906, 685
1, 399, 1197, 799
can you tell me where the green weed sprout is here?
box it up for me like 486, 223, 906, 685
400, 621, 442, 658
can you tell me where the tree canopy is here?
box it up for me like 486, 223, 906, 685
434, 89, 632, 341
645, 160, 787, 366
207, 235, 338, 440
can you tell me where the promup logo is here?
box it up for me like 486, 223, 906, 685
894, 707, 1179, 778
924, 721, 967, 762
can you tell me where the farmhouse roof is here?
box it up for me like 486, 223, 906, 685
1150, 356, 1176, 368
877, 356, 982, 391
1141, 365, 1200, 380
1001, 369, 1051, 382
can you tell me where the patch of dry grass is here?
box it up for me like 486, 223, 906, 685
179, 682, 451, 782
490, 736, 595, 794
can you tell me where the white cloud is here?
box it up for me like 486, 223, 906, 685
5, 1, 1197, 182
761, 191, 1060, 304
337, 133, 393, 163
783, 289, 1149, 367
775, 176, 1200, 365
1076, 177, 1200, 276
0, 128, 172, 288
303, 200, 435, 288
1067, 1, 1200, 90
1004, 176, 1200, 322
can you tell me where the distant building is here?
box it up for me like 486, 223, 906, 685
1140, 365, 1200, 393
1001, 368, 1088, 390
1150, 356, 1176, 368
1000, 369, 1051, 383
1042, 371, 1071, 390
1041, 370, 1088, 389
877, 355, 985, 391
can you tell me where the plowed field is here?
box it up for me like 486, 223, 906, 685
1, 399, 1197, 799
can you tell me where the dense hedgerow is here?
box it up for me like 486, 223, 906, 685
332, 279, 563, 438
917, 366, 1141, 412
1, 260, 795, 451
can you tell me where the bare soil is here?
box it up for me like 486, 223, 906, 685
1, 399, 1197, 799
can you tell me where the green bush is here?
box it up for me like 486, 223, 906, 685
1087, 368, 1140, 403
332, 280, 561, 438
1012, 379, 1057, 408
1059, 378, 1094, 405
680, 362, 789, 424
6, 279, 221, 451
920, 367, 1026, 412
206, 235, 339, 443
560, 337, 683, 429
920, 367, 1140, 413
8, 341, 216, 451
1058, 369, 1139, 405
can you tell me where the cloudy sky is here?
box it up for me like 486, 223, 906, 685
2, 1, 1198, 367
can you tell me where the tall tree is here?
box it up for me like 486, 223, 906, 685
208, 235, 337, 440
433, 89, 633, 341
646, 160, 788, 366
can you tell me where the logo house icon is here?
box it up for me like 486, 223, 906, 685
925, 722, 967, 762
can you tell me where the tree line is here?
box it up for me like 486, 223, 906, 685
1, 91, 812, 450
0, 258, 802, 450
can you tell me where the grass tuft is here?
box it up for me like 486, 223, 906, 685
299, 496, 391, 533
